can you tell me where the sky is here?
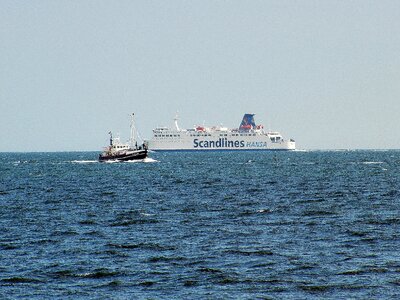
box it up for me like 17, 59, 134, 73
1, 1, 399, 151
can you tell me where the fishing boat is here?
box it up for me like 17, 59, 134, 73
99, 113, 148, 162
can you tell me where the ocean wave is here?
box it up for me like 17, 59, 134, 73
50, 268, 121, 279
1, 277, 43, 284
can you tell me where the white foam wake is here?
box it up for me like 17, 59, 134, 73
71, 160, 98, 164
125, 157, 159, 163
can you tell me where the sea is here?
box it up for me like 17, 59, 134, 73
1, 150, 400, 299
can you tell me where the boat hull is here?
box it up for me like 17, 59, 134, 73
98, 149, 148, 162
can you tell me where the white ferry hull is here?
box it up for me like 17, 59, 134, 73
147, 134, 295, 151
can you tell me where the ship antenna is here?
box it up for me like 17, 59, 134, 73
174, 111, 180, 131
130, 113, 136, 147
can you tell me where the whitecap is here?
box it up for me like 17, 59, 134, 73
362, 161, 384, 165
141, 213, 155, 217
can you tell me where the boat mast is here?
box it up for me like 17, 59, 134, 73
130, 113, 136, 147
109, 131, 113, 146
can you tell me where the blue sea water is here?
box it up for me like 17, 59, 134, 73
1, 150, 400, 299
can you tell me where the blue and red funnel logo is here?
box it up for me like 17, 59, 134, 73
239, 114, 256, 131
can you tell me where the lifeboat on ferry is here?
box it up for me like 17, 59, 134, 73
196, 126, 205, 131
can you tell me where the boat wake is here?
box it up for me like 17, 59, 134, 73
143, 157, 158, 163
125, 157, 159, 163
71, 160, 98, 164
70, 157, 158, 164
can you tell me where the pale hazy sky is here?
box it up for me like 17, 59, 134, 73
1, 1, 399, 151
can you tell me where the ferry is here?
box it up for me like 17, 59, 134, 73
145, 114, 295, 151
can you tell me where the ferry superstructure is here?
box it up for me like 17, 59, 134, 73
146, 114, 295, 151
